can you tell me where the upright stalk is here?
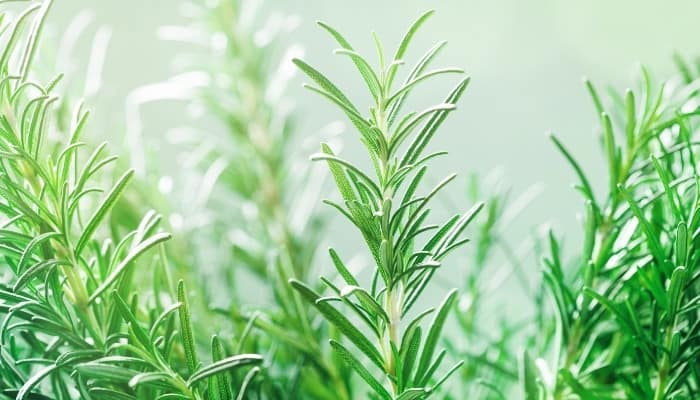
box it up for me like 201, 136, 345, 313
291, 10, 483, 399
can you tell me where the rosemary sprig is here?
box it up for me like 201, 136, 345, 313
290, 10, 483, 399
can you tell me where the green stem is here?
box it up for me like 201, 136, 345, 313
385, 285, 403, 397
23, 159, 105, 347
376, 95, 401, 398
654, 317, 676, 400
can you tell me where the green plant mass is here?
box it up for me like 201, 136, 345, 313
1, 0, 700, 399
529, 65, 700, 399
0, 2, 261, 399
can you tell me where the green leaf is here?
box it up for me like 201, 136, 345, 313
340, 285, 389, 323
290, 279, 385, 370
396, 388, 430, 400
186, 354, 263, 387
334, 49, 383, 100
401, 77, 470, 166
560, 369, 597, 400
303, 84, 376, 142
88, 232, 171, 303
584, 78, 604, 116
319, 143, 358, 204
16, 363, 60, 400
431, 360, 463, 392
87, 388, 136, 400
618, 184, 664, 263
390, 103, 457, 153
435, 202, 484, 256
15, 231, 61, 274
148, 301, 181, 339
0, 4, 41, 71
419, 349, 446, 386
329, 247, 359, 286
128, 372, 173, 389
177, 280, 199, 375
17, 0, 53, 82
112, 292, 152, 349
601, 112, 619, 195
583, 287, 638, 335
75, 169, 134, 257
311, 152, 382, 199
667, 266, 686, 316
330, 340, 391, 400
675, 221, 688, 267
317, 21, 382, 100
651, 155, 681, 216
414, 289, 457, 383
387, 68, 463, 107
386, 9, 436, 89
236, 366, 261, 400
210, 335, 233, 400
74, 362, 137, 383
13, 259, 69, 292
401, 326, 422, 388
293, 58, 358, 113
521, 351, 542, 400
387, 40, 447, 127
625, 89, 636, 150
549, 133, 597, 209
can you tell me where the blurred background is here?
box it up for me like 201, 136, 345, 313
42, 0, 700, 317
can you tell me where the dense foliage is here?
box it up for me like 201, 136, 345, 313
0, 1, 698, 399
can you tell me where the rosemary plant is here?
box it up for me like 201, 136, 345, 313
6, 1, 700, 399
0, 2, 261, 398
525, 62, 700, 399
290, 11, 483, 399
154, 1, 352, 398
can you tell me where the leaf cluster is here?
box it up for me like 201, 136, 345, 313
524, 60, 700, 399
0, 2, 261, 399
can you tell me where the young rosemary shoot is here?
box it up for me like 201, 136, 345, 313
0, 2, 261, 398
526, 62, 700, 399
290, 10, 484, 399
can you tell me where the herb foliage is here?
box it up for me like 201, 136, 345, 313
0, 2, 261, 399
1, 1, 699, 400
290, 10, 483, 399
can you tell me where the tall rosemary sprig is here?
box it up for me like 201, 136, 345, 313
290, 10, 483, 399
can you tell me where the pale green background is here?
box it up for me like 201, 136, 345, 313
44, 1, 700, 316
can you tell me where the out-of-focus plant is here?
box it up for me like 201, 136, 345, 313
140, 0, 352, 398
674, 54, 700, 85
0, 2, 262, 399
290, 10, 484, 399
444, 174, 548, 400
523, 61, 700, 399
